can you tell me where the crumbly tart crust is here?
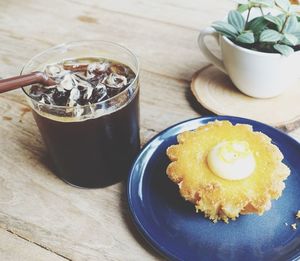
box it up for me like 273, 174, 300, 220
166, 120, 290, 223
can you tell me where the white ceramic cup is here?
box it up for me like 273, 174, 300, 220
198, 27, 300, 98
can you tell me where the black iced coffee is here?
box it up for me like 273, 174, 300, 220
24, 51, 140, 188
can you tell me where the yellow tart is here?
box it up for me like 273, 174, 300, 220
166, 120, 290, 223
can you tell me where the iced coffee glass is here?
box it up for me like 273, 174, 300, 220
21, 41, 140, 188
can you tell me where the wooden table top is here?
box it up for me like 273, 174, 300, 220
1, 1, 300, 260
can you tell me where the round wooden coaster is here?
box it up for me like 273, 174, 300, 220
191, 65, 300, 131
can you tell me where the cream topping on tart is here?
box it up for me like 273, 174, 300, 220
207, 141, 256, 180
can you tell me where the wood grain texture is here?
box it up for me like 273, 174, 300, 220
0, 73, 199, 260
69, 0, 235, 30
0, 228, 67, 261
0, 94, 161, 260
191, 66, 300, 131
0, 0, 298, 260
0, 0, 224, 80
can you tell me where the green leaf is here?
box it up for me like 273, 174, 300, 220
236, 31, 255, 43
247, 17, 269, 36
275, 0, 290, 12
293, 31, 300, 43
234, 0, 249, 4
291, 4, 300, 14
212, 21, 239, 39
237, 4, 250, 13
282, 33, 299, 45
250, 0, 274, 7
264, 15, 283, 30
228, 10, 245, 33
277, 14, 287, 27
233, 0, 249, 5
274, 44, 294, 56
283, 15, 299, 33
260, 29, 283, 42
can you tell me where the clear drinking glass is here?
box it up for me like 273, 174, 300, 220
21, 41, 140, 188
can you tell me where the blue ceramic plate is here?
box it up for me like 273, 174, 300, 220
127, 116, 300, 261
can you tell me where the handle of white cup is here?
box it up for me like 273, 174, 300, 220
198, 27, 227, 74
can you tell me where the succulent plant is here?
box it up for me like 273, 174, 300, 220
211, 0, 300, 56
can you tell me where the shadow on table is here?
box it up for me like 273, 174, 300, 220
185, 83, 215, 117
15, 132, 60, 181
